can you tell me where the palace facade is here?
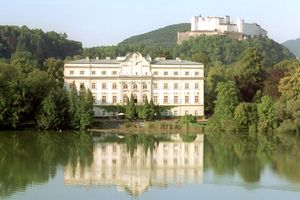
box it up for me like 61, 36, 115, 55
63, 52, 204, 117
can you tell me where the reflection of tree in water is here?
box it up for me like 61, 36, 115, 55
272, 133, 300, 183
0, 131, 93, 198
124, 134, 170, 157
205, 132, 300, 184
205, 133, 265, 183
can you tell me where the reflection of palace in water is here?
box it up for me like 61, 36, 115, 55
64, 134, 204, 196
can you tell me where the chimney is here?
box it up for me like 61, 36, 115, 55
96, 56, 99, 60
85, 56, 89, 61
106, 57, 111, 60
176, 57, 181, 61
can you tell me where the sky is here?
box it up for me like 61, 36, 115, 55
0, 0, 299, 47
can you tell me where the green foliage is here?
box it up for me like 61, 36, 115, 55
234, 102, 258, 132
275, 97, 300, 134
262, 67, 288, 99
257, 96, 277, 133
11, 51, 38, 74
174, 35, 294, 67
68, 85, 94, 130
204, 63, 227, 114
0, 25, 82, 62
36, 88, 69, 129
179, 114, 197, 124
125, 94, 137, 121
273, 66, 300, 134
0, 64, 25, 128
233, 48, 265, 102
278, 67, 300, 101
119, 23, 190, 48
206, 81, 240, 131
138, 96, 151, 120
44, 57, 64, 87
149, 99, 159, 120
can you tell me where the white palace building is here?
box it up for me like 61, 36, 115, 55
64, 52, 204, 117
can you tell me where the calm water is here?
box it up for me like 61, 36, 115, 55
1, 131, 300, 200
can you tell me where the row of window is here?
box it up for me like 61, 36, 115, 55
154, 83, 200, 90
69, 70, 201, 76
77, 82, 201, 90
153, 71, 200, 76
93, 95, 200, 104
69, 70, 118, 75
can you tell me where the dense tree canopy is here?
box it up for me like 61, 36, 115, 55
0, 25, 82, 63
0, 52, 93, 130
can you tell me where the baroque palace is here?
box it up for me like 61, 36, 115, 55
64, 52, 204, 117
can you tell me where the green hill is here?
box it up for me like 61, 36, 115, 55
118, 23, 190, 48
282, 38, 300, 57
0, 25, 82, 62
174, 35, 295, 67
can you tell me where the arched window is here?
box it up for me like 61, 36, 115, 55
132, 83, 138, 89
142, 83, 147, 89
143, 94, 148, 103
123, 83, 128, 89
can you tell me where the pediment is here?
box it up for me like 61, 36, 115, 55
119, 52, 152, 76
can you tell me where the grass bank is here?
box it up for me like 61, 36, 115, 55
89, 119, 206, 134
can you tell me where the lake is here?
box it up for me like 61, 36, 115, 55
1, 131, 300, 199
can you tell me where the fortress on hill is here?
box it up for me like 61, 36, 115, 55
177, 15, 267, 44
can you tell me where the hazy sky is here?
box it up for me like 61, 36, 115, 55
0, 0, 299, 47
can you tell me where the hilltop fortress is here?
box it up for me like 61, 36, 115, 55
177, 15, 267, 44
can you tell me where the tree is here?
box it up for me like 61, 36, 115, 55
234, 102, 258, 132
11, 51, 38, 74
139, 96, 151, 120
0, 64, 25, 128
67, 83, 93, 130
68, 82, 80, 129
206, 81, 240, 131
205, 63, 227, 115
44, 57, 64, 87
278, 67, 300, 101
125, 94, 137, 121
77, 87, 94, 130
36, 88, 69, 130
149, 99, 158, 120
257, 96, 276, 133
233, 48, 265, 102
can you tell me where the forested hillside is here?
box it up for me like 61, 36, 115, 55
83, 35, 294, 68
174, 35, 295, 67
282, 38, 300, 57
119, 23, 190, 48
0, 25, 82, 63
